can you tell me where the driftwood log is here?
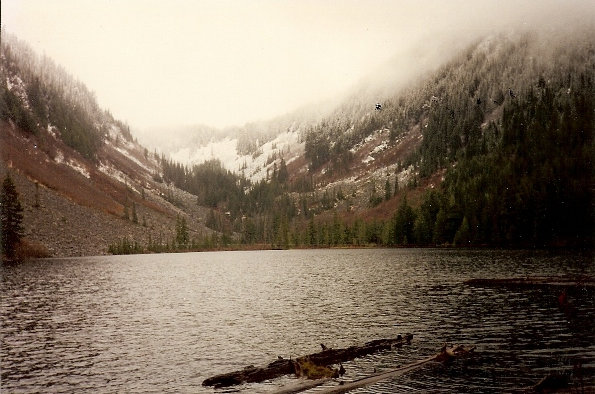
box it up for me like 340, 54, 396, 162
276, 344, 476, 394
465, 276, 594, 288
316, 344, 475, 394
202, 336, 412, 388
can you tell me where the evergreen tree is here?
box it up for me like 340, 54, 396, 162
384, 178, 392, 201
34, 181, 40, 208
277, 158, 289, 184
307, 216, 317, 246
132, 202, 138, 224
206, 209, 218, 230
453, 216, 472, 246
393, 197, 416, 245
1, 174, 24, 260
176, 215, 189, 247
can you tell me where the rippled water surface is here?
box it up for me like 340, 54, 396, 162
1, 249, 594, 393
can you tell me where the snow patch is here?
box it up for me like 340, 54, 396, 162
114, 145, 152, 172
170, 137, 239, 168
107, 124, 120, 140
6, 75, 30, 110
55, 150, 64, 164
371, 141, 388, 155
351, 128, 389, 154
68, 161, 90, 179
286, 155, 299, 165
98, 161, 138, 192
364, 133, 376, 143
54, 150, 90, 178
169, 130, 303, 182
47, 124, 59, 138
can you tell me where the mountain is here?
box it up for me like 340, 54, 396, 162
154, 28, 594, 248
1, 27, 593, 258
1, 33, 218, 257
159, 35, 473, 181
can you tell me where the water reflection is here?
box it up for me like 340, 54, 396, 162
1, 249, 593, 393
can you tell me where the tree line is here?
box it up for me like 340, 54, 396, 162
148, 63, 592, 250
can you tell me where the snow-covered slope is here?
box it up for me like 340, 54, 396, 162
171, 130, 303, 182
1, 32, 216, 257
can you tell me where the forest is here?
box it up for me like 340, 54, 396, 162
2, 29, 592, 254
133, 31, 593, 252
1, 33, 134, 160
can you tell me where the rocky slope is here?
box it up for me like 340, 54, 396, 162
1, 34, 216, 257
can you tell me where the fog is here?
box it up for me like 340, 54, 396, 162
2, 0, 593, 144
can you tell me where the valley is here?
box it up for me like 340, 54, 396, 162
1, 27, 593, 257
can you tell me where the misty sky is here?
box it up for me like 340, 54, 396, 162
2, 0, 593, 131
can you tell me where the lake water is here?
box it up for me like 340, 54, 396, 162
1, 249, 593, 393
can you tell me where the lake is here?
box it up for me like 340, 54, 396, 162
1, 249, 593, 393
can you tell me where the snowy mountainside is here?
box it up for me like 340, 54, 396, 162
170, 129, 303, 182
167, 28, 594, 226
165, 33, 474, 186
1, 32, 215, 257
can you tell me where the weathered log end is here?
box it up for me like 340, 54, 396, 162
293, 357, 339, 379
202, 373, 243, 388
435, 344, 476, 362
532, 373, 571, 392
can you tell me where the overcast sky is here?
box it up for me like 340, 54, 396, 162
2, 0, 593, 131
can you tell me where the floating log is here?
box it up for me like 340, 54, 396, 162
531, 372, 571, 392
202, 336, 411, 388
274, 377, 332, 394
465, 276, 594, 288
277, 344, 475, 394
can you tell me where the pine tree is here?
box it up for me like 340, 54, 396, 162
206, 209, 217, 230
277, 158, 289, 184
132, 202, 138, 224
393, 197, 416, 245
34, 181, 40, 208
1, 174, 24, 260
384, 179, 392, 201
176, 215, 189, 247
453, 216, 472, 246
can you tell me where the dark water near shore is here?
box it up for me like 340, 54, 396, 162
1, 249, 594, 393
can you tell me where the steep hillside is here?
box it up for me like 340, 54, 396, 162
299, 29, 594, 247
1, 33, 216, 257
2, 27, 592, 256
157, 28, 594, 248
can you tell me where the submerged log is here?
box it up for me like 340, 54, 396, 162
465, 276, 595, 288
274, 378, 332, 394
202, 336, 410, 388
202, 358, 294, 387
279, 344, 475, 394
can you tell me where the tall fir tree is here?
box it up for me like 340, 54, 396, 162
132, 202, 138, 224
176, 215, 189, 247
1, 174, 24, 260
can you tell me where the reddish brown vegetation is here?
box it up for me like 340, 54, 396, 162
1, 121, 122, 216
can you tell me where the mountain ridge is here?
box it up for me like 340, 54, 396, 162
1, 32, 218, 257
1, 27, 593, 257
